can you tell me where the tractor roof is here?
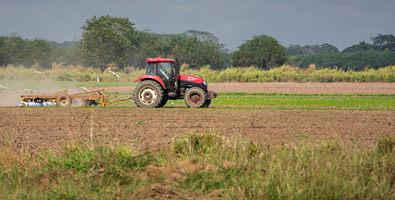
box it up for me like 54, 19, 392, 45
147, 57, 175, 63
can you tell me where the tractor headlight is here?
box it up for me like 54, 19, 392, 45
203, 81, 207, 86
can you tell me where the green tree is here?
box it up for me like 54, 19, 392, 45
169, 33, 225, 69
286, 43, 339, 55
0, 34, 28, 66
0, 36, 7, 66
81, 15, 137, 72
319, 43, 339, 54
288, 51, 395, 70
286, 44, 306, 56
57, 41, 84, 66
342, 41, 374, 53
231, 35, 286, 69
27, 39, 53, 68
129, 30, 172, 68
371, 34, 395, 51
0, 34, 56, 68
184, 30, 220, 44
131, 30, 226, 69
184, 30, 229, 69
50, 41, 83, 65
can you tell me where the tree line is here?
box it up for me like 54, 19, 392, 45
0, 15, 394, 71
285, 34, 395, 70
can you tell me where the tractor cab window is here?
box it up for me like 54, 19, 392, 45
146, 63, 156, 75
157, 62, 175, 89
157, 62, 172, 80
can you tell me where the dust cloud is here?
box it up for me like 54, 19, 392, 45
0, 79, 82, 107
0, 89, 22, 106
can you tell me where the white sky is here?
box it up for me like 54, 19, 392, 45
0, 0, 394, 50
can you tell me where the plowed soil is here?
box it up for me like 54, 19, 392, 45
209, 82, 395, 94
1, 82, 394, 152
1, 107, 393, 153
93, 82, 395, 94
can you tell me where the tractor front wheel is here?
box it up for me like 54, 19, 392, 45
184, 87, 207, 108
134, 80, 165, 108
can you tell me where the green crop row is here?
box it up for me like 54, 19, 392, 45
215, 93, 395, 107
1, 64, 394, 83
103, 92, 395, 111
141, 93, 395, 111
0, 133, 394, 199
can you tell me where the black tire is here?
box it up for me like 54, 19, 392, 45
133, 80, 164, 108
56, 94, 71, 107
184, 87, 207, 108
158, 96, 168, 107
203, 99, 211, 108
86, 100, 98, 107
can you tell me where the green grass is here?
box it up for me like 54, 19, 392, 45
107, 92, 395, 111
216, 93, 395, 106
144, 93, 395, 111
0, 134, 394, 199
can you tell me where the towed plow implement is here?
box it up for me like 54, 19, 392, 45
19, 89, 132, 107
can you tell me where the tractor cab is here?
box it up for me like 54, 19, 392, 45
145, 57, 178, 90
134, 57, 216, 108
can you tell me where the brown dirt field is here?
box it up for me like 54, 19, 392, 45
91, 82, 395, 94
1, 107, 393, 153
208, 82, 395, 94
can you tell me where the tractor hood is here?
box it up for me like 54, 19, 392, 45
177, 75, 205, 84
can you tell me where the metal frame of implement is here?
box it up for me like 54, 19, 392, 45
20, 89, 132, 107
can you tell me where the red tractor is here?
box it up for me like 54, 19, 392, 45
134, 57, 217, 108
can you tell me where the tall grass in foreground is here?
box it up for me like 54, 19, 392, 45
0, 134, 393, 199
1, 63, 394, 82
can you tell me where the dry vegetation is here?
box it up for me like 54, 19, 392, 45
0, 64, 394, 83
0, 133, 394, 199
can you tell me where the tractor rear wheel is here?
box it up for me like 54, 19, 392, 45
56, 94, 71, 107
184, 87, 207, 108
158, 96, 168, 107
134, 80, 164, 108
203, 99, 211, 108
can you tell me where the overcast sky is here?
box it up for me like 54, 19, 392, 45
0, 0, 394, 51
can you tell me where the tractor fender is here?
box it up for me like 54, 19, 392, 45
134, 75, 166, 89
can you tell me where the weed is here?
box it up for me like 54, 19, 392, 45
0, 134, 394, 199
298, 134, 310, 139
170, 133, 218, 156
375, 134, 395, 155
